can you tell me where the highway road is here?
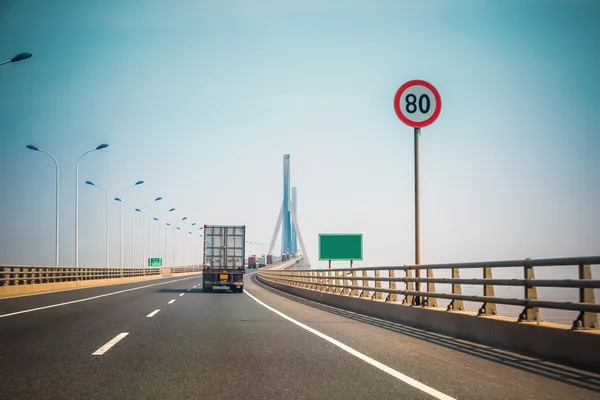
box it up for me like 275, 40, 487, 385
1, 272, 599, 399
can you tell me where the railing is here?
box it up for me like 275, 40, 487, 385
0, 265, 202, 286
258, 256, 600, 329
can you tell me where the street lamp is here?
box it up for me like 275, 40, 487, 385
165, 222, 171, 267
189, 223, 197, 268
115, 197, 136, 268
85, 181, 109, 270
0, 52, 32, 67
187, 231, 192, 267
75, 144, 109, 267
138, 197, 162, 267
26, 144, 59, 266
154, 207, 175, 266
172, 216, 187, 267
199, 232, 204, 266
119, 181, 143, 269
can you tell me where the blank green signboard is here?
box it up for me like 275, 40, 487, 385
148, 258, 162, 267
318, 234, 363, 261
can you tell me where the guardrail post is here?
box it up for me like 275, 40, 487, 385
424, 267, 437, 307
359, 270, 370, 298
447, 266, 464, 311
340, 272, 349, 295
519, 262, 540, 322
333, 271, 340, 294
306, 271, 311, 289
478, 266, 497, 316
573, 264, 598, 329
318, 271, 325, 291
402, 267, 414, 305
290, 271, 296, 287
326, 270, 332, 292
311, 271, 318, 290
372, 270, 383, 300
385, 269, 398, 302
348, 270, 355, 296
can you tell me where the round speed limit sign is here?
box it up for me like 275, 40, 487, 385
393, 80, 441, 128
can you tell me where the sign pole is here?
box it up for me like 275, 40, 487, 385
329, 260, 331, 270
414, 127, 422, 305
394, 80, 441, 306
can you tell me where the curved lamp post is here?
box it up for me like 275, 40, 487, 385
119, 181, 143, 269
154, 207, 175, 266
0, 52, 32, 67
138, 197, 162, 267
164, 222, 171, 267
172, 217, 187, 267
115, 197, 135, 269
26, 145, 59, 266
75, 144, 108, 267
85, 181, 109, 270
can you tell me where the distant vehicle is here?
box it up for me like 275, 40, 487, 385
203, 225, 245, 293
257, 256, 266, 267
248, 256, 257, 269
267, 255, 273, 265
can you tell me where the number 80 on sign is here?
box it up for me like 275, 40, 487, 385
393, 80, 442, 128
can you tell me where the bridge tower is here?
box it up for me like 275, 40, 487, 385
268, 154, 310, 266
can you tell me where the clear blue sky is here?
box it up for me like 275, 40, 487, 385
1, 0, 598, 269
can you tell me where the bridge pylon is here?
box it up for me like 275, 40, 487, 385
268, 154, 310, 267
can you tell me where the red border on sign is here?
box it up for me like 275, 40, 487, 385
393, 80, 442, 128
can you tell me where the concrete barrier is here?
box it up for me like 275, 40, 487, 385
258, 274, 600, 372
0, 271, 202, 298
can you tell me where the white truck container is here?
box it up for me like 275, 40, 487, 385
203, 225, 246, 292
257, 256, 266, 267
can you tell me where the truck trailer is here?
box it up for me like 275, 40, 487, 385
203, 225, 246, 293
258, 255, 266, 268
248, 256, 257, 268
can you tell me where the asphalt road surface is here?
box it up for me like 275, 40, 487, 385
1, 272, 599, 399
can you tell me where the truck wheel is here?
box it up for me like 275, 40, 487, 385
203, 287, 212, 293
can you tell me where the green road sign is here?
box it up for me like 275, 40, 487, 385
318, 234, 363, 261
148, 258, 162, 267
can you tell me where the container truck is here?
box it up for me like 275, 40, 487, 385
267, 255, 273, 265
203, 225, 245, 293
248, 256, 257, 268
258, 255, 266, 267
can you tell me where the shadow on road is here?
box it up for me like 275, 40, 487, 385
157, 288, 238, 294
252, 275, 600, 394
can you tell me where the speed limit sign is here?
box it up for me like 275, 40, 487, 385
393, 80, 441, 128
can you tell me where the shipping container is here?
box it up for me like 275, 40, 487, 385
248, 256, 257, 268
202, 225, 245, 293
258, 256, 266, 267
266, 255, 273, 265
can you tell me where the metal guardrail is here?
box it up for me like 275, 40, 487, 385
258, 256, 600, 329
0, 265, 202, 286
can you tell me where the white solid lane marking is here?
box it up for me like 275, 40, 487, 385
179, 293, 185, 297
146, 309, 160, 318
0, 276, 202, 319
92, 333, 129, 355
168, 299, 176, 304
187, 289, 191, 292
244, 291, 455, 400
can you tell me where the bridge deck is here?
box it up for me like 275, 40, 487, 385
0, 272, 598, 399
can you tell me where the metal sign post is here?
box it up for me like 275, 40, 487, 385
394, 80, 442, 306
